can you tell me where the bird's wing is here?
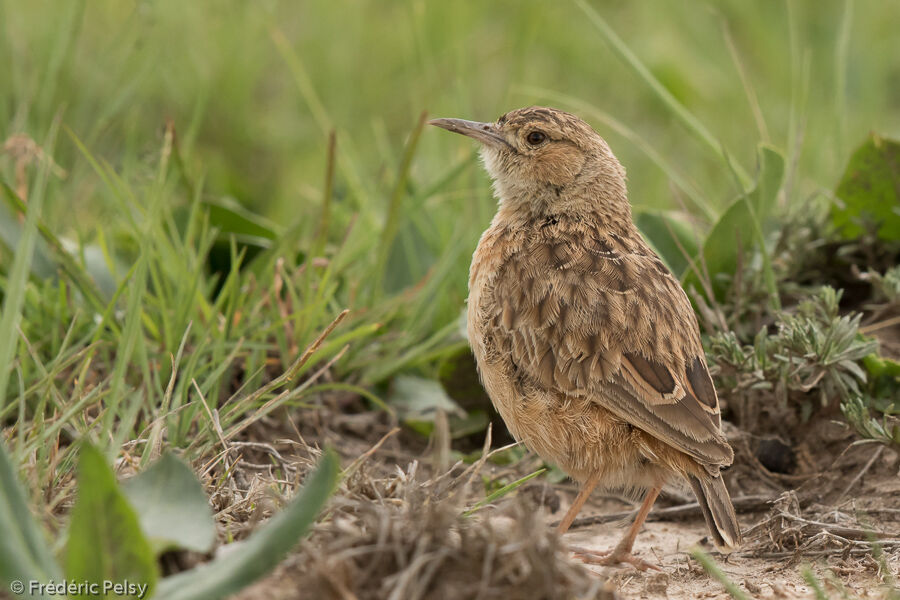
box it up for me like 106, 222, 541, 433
483, 223, 732, 467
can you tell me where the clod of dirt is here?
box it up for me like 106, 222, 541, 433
236, 462, 617, 600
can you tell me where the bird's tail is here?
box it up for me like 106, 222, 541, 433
688, 474, 742, 551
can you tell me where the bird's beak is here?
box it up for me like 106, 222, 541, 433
428, 118, 510, 150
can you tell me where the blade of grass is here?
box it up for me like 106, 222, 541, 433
269, 25, 369, 207
35, 0, 84, 120
573, 0, 750, 189
216, 310, 349, 430
418, 150, 479, 202
65, 127, 139, 226
22, 381, 104, 458
290, 129, 339, 344
0, 116, 59, 408
371, 110, 428, 301
0, 180, 108, 313
222, 344, 349, 441
153, 449, 340, 600
463, 468, 546, 516
101, 254, 147, 447
300, 381, 392, 414
143, 322, 193, 465
834, 0, 853, 161
720, 18, 770, 144
0, 438, 63, 595
362, 318, 460, 383
689, 548, 750, 600
801, 566, 829, 600
313, 130, 336, 259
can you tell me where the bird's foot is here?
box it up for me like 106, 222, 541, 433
569, 545, 660, 571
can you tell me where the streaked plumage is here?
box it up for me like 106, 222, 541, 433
430, 106, 742, 567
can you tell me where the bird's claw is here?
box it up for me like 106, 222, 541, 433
569, 545, 661, 571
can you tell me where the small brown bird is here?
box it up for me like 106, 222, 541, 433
430, 106, 741, 569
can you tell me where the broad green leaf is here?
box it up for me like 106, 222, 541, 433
832, 133, 900, 240
65, 445, 158, 600
152, 449, 340, 600
635, 210, 700, 277
204, 197, 277, 278
746, 145, 785, 220
683, 197, 751, 300
0, 198, 56, 279
449, 409, 490, 439
863, 353, 900, 378
0, 440, 62, 599
122, 454, 216, 554
389, 375, 465, 421
684, 144, 783, 306
0, 178, 110, 310
205, 196, 278, 240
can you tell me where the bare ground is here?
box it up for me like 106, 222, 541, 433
214, 403, 900, 600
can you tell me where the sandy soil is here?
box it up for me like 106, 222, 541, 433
565, 517, 898, 599
228, 407, 900, 599
555, 461, 900, 600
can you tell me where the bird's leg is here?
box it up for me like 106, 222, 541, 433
571, 486, 662, 571
556, 471, 601, 535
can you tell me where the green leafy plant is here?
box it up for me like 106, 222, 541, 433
710, 287, 877, 411
66, 445, 159, 599
841, 395, 900, 450
832, 134, 900, 241
154, 449, 339, 600
681, 144, 784, 309
0, 439, 340, 600
0, 434, 61, 600
861, 265, 900, 306
121, 454, 217, 555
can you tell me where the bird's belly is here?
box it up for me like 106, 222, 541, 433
478, 360, 669, 489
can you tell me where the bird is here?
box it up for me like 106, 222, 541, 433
429, 106, 741, 569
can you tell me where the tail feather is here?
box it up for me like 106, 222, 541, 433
688, 474, 742, 551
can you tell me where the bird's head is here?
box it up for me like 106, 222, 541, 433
429, 106, 627, 217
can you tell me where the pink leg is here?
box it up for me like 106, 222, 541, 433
570, 486, 662, 571
556, 471, 601, 535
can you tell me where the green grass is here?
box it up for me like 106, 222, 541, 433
1, 0, 897, 474
0, 0, 894, 463
2, 2, 900, 595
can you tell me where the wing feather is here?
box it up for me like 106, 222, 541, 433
484, 221, 732, 467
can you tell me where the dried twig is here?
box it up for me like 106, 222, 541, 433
834, 445, 884, 504
557, 494, 775, 530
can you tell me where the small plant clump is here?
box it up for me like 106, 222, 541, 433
710, 287, 876, 416
706, 261, 900, 450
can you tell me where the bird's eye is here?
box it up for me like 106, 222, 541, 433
526, 130, 547, 146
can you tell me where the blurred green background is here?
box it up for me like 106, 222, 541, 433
3, 6, 900, 592
2, 0, 900, 410
4, 0, 899, 229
